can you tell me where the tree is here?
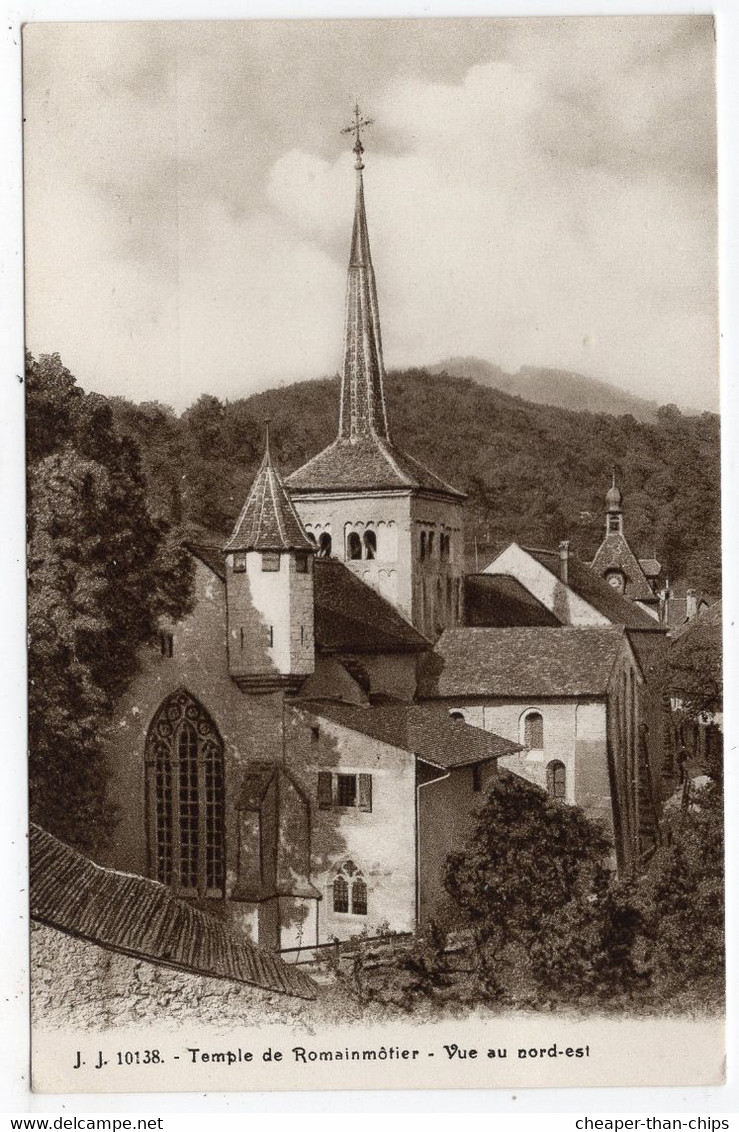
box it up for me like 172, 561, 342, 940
27, 353, 194, 854
444, 774, 611, 998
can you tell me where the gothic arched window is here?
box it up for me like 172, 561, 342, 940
523, 711, 544, 750
331, 860, 368, 916
318, 532, 332, 557
347, 531, 362, 560
146, 689, 225, 898
363, 530, 377, 559
547, 760, 566, 801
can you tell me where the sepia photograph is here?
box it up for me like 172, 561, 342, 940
21, 14, 724, 1094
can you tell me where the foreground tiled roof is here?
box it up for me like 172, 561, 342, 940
224, 439, 314, 553
286, 435, 465, 499
464, 574, 562, 628
421, 625, 630, 698
183, 545, 428, 654
30, 825, 316, 999
590, 533, 656, 601
525, 547, 662, 631
313, 559, 429, 653
671, 597, 722, 643
666, 580, 714, 633
298, 700, 521, 768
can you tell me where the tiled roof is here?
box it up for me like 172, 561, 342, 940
298, 700, 521, 768
590, 533, 656, 601
225, 439, 314, 553
421, 626, 629, 698
525, 547, 662, 631
183, 545, 428, 654
464, 574, 562, 628
627, 629, 670, 679
186, 542, 226, 581
671, 597, 722, 643
665, 580, 714, 633
639, 558, 662, 579
30, 824, 316, 999
313, 559, 429, 653
286, 435, 465, 499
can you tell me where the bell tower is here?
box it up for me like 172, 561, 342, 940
224, 426, 316, 691
286, 106, 466, 640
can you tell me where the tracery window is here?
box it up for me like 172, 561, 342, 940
523, 711, 544, 750
547, 760, 566, 801
146, 689, 225, 897
332, 860, 368, 916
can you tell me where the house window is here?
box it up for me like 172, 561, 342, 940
317, 771, 372, 812
363, 530, 377, 559
523, 711, 544, 750
347, 531, 362, 560
332, 861, 368, 916
318, 532, 332, 557
262, 551, 280, 571
333, 874, 349, 914
295, 552, 309, 574
336, 773, 357, 807
547, 760, 566, 801
232, 551, 247, 573
146, 689, 225, 898
159, 632, 174, 658
472, 763, 483, 793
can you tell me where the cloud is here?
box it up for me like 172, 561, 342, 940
23, 17, 717, 412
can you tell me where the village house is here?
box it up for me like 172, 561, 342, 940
99, 115, 667, 954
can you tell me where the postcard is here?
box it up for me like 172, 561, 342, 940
23, 16, 723, 1093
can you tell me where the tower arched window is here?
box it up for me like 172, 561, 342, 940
547, 760, 566, 801
428, 532, 435, 557
523, 711, 544, 750
420, 531, 426, 560
363, 530, 377, 559
347, 531, 362, 560
449, 710, 465, 722
146, 689, 225, 898
318, 532, 332, 557
331, 860, 368, 916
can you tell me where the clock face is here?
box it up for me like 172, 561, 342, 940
607, 572, 625, 591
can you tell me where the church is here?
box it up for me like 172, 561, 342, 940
101, 113, 669, 954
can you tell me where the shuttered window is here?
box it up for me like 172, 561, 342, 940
358, 773, 372, 812
317, 772, 333, 810
317, 772, 372, 813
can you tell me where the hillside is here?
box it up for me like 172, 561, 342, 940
429, 357, 661, 423
107, 367, 721, 597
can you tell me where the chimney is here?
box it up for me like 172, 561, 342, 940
686, 588, 698, 622
559, 540, 570, 585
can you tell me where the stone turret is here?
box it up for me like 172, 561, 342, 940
224, 427, 316, 691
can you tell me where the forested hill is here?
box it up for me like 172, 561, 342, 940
107, 366, 721, 595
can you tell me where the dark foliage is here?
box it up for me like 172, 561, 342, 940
26, 353, 194, 854
108, 369, 721, 594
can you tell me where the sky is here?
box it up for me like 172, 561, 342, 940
22, 16, 718, 413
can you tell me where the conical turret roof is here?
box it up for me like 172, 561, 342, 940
225, 429, 315, 553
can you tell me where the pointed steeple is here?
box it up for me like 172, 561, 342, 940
338, 104, 390, 441
225, 423, 314, 552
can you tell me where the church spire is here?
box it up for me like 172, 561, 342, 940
338, 105, 390, 442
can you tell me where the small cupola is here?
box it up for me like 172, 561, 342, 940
605, 469, 624, 534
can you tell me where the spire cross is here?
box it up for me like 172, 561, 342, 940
341, 103, 374, 170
